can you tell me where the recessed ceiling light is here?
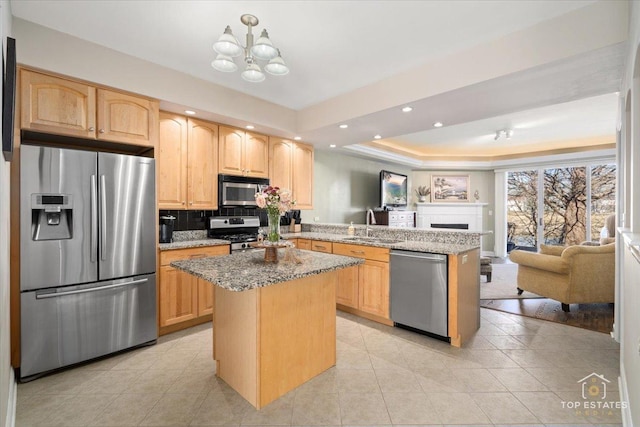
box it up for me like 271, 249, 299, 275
433, 122, 443, 128
339, 124, 348, 129
329, 144, 337, 148
374, 135, 382, 139
246, 125, 255, 129
184, 110, 196, 115
401, 106, 413, 113
294, 136, 301, 141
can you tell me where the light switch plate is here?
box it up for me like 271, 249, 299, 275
462, 254, 468, 264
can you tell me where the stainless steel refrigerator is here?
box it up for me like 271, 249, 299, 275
20, 145, 157, 380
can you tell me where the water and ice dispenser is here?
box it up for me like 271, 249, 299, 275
30, 194, 73, 240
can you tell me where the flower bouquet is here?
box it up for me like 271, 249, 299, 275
255, 186, 295, 243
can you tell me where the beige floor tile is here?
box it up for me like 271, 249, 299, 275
458, 334, 497, 349
19, 368, 100, 395
554, 390, 623, 425
190, 390, 252, 426
489, 368, 549, 392
148, 349, 199, 371
241, 393, 294, 425
166, 369, 221, 395
382, 391, 441, 424
336, 369, 380, 393
374, 369, 422, 393
484, 335, 530, 350
182, 350, 218, 373
291, 392, 341, 425
89, 393, 163, 426
414, 367, 467, 393
426, 392, 491, 425
512, 391, 595, 424
526, 367, 602, 392
110, 350, 162, 371
501, 349, 557, 368
339, 392, 391, 425
123, 368, 183, 394
15, 393, 77, 426
470, 392, 540, 424
75, 370, 142, 394
474, 322, 510, 336
336, 348, 373, 370
139, 392, 206, 426
449, 368, 508, 392
48, 393, 118, 426
368, 349, 411, 371
454, 349, 521, 369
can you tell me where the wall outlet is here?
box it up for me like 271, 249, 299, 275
462, 254, 468, 264
314, 216, 320, 222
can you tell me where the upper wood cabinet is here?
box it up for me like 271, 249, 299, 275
158, 113, 218, 209
219, 126, 269, 178
269, 138, 314, 209
20, 69, 158, 147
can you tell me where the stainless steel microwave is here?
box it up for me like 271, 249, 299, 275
218, 174, 270, 208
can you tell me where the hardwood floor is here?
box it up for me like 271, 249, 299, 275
480, 298, 614, 334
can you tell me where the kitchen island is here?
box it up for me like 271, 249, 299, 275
171, 249, 363, 409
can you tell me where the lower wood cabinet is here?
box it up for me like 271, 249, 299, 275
159, 245, 229, 334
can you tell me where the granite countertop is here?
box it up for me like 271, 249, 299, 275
281, 232, 478, 255
159, 239, 230, 251
171, 249, 364, 292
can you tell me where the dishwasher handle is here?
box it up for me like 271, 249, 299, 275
391, 252, 446, 262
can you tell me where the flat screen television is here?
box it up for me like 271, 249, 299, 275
380, 170, 408, 208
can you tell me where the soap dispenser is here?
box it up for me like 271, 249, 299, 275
348, 222, 355, 236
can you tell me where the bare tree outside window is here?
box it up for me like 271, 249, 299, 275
507, 170, 538, 249
591, 164, 616, 239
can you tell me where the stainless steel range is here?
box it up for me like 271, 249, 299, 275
208, 216, 261, 252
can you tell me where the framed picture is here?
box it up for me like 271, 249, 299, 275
431, 174, 470, 202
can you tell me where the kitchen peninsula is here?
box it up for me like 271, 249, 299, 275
171, 249, 363, 409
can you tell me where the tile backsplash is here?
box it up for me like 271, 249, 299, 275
159, 209, 268, 231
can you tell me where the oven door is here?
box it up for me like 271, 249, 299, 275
221, 182, 260, 207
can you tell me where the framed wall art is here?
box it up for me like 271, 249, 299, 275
431, 174, 470, 202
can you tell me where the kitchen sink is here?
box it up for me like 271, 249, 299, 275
343, 236, 402, 244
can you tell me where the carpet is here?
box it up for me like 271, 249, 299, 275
480, 298, 614, 334
480, 263, 542, 300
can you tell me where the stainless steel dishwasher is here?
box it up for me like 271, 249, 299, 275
390, 250, 448, 339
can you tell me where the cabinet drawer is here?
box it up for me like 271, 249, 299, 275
160, 245, 230, 266
296, 239, 312, 250
311, 241, 332, 253
332, 243, 389, 262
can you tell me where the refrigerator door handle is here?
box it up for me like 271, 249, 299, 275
90, 175, 98, 263
35, 278, 149, 299
100, 175, 107, 261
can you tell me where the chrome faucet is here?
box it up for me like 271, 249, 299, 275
365, 209, 376, 237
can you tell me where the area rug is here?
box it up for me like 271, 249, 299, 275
480, 298, 614, 334
480, 263, 542, 300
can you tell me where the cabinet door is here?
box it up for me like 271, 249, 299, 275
336, 266, 359, 308
245, 132, 269, 178
292, 142, 314, 209
218, 126, 245, 175
269, 138, 293, 190
187, 118, 218, 209
359, 260, 390, 318
158, 113, 188, 209
97, 89, 158, 146
159, 266, 199, 327
297, 239, 312, 250
197, 278, 214, 317
20, 70, 96, 138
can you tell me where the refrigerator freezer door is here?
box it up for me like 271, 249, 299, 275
98, 153, 156, 280
20, 274, 157, 379
20, 145, 98, 291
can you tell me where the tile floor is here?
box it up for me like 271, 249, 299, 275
16, 308, 622, 426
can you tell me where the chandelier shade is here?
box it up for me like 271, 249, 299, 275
212, 14, 288, 82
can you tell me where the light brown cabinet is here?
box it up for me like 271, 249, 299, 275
332, 243, 390, 320
20, 69, 158, 147
158, 113, 218, 209
269, 138, 314, 209
219, 126, 268, 178
159, 245, 229, 334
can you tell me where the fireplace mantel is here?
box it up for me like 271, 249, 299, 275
416, 202, 487, 232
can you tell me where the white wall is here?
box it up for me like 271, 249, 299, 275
301, 149, 412, 225
0, 4, 14, 427
618, 2, 640, 425
411, 170, 495, 253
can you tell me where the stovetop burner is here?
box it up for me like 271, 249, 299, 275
215, 233, 259, 244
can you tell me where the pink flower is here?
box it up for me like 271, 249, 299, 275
255, 193, 266, 208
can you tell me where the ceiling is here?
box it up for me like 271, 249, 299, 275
10, 0, 627, 164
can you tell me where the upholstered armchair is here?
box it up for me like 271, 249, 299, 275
509, 243, 615, 312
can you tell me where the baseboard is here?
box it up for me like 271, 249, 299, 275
619, 364, 633, 427
481, 250, 495, 257
5, 368, 16, 427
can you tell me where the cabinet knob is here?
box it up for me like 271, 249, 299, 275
99, 129, 105, 134
189, 202, 193, 205
88, 127, 95, 132
182, 201, 185, 205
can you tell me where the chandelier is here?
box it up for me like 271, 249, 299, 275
211, 14, 289, 83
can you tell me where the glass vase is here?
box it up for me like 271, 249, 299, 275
266, 209, 281, 244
